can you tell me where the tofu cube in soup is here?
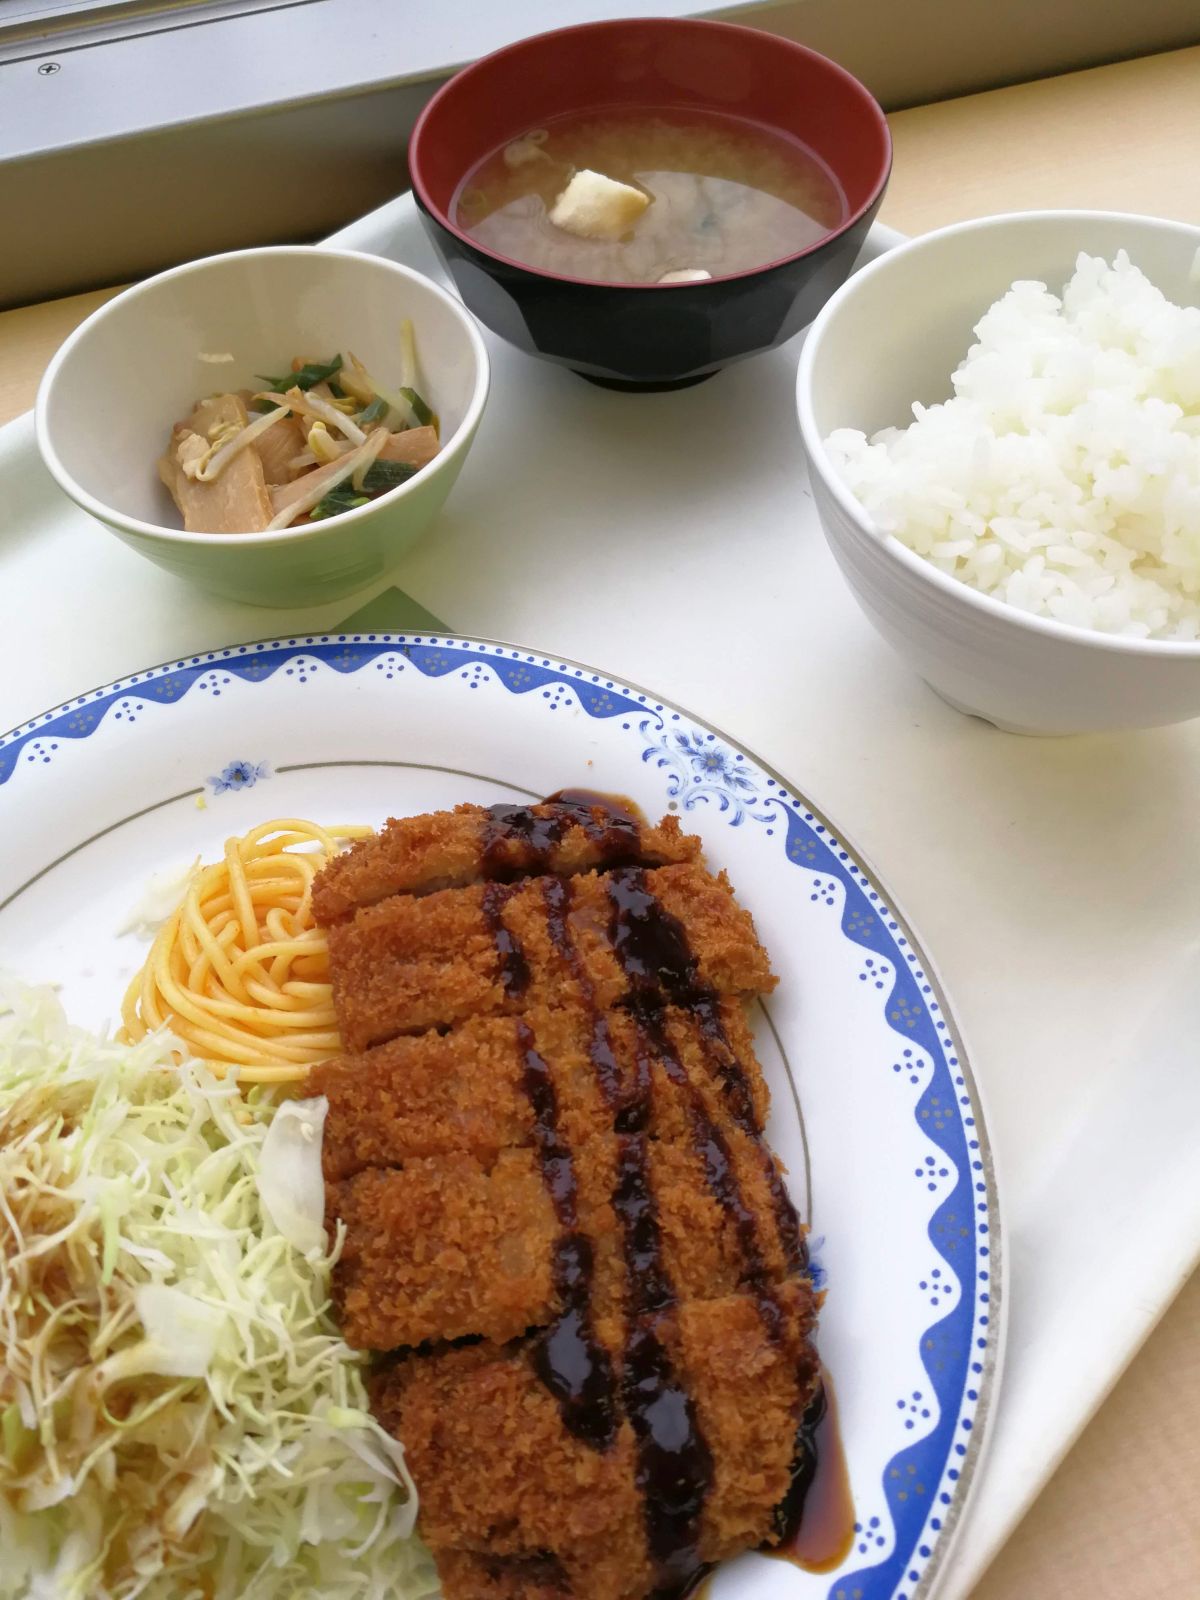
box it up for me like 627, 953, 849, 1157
549, 169, 651, 240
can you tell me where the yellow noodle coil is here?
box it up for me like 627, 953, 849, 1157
119, 818, 366, 1083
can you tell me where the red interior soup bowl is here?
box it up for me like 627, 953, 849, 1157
408, 17, 891, 391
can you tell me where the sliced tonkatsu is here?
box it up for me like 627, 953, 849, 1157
328, 1099, 800, 1349
312, 794, 701, 924
371, 1282, 820, 1600
308, 794, 819, 1600
325, 861, 776, 1052
310, 998, 772, 1181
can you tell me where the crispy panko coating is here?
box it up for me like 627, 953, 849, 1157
330, 1150, 558, 1348
311, 997, 769, 1182
313, 1017, 536, 1176
319, 998, 794, 1352
328, 1111, 796, 1351
312, 800, 701, 924
372, 1283, 819, 1600
312, 803, 815, 1600
432, 1550, 574, 1599
327, 863, 776, 1053
373, 1336, 646, 1590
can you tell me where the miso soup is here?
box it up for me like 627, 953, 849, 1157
454, 106, 846, 285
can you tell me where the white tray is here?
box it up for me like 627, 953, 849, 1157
2, 193, 1198, 1599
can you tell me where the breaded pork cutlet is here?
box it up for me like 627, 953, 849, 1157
329, 1088, 800, 1349
310, 797, 818, 1600
371, 1282, 820, 1600
327, 861, 776, 1052
331, 1150, 559, 1348
312, 796, 701, 924
310, 997, 771, 1181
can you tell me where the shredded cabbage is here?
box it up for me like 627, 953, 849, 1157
257, 1098, 329, 1254
0, 978, 438, 1600
116, 857, 200, 938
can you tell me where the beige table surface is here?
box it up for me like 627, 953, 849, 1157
1, 43, 1198, 1600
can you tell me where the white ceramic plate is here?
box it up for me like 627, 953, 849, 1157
0, 632, 1001, 1600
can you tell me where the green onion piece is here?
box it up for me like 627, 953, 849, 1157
357, 396, 390, 426
309, 486, 370, 521
307, 459, 417, 520
398, 386, 433, 427
360, 460, 418, 493
257, 354, 343, 394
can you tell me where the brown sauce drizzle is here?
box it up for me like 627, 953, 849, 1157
601, 875, 805, 1271
545, 787, 646, 830
480, 791, 647, 881
544, 870, 715, 1585
603, 874, 767, 1584
770, 1372, 855, 1573
607, 867, 698, 995
615, 1025, 715, 1586
518, 1019, 617, 1452
631, 1000, 784, 1348
660, 1569, 713, 1600
688, 991, 806, 1276
476, 816, 837, 1594
481, 803, 570, 875
480, 1551, 571, 1588
542, 875, 626, 1116
687, 990, 759, 1131
480, 881, 530, 997
604, 868, 838, 1586
623, 1314, 715, 1587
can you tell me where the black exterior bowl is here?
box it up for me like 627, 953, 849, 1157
408, 18, 891, 391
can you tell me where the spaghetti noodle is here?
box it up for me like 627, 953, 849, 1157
120, 818, 368, 1083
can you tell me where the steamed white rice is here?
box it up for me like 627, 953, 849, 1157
826, 251, 1200, 640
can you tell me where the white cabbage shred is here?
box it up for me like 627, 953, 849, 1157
0, 977, 438, 1600
116, 857, 200, 938
257, 1096, 330, 1255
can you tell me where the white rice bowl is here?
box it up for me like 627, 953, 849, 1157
826, 251, 1200, 640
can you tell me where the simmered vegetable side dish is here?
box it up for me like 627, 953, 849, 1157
157, 323, 441, 534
